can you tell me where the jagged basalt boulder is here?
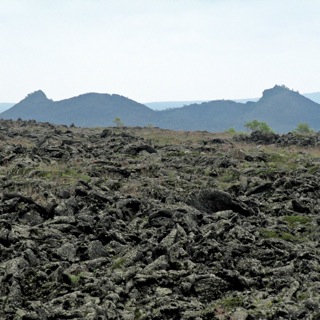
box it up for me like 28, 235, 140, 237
187, 188, 252, 216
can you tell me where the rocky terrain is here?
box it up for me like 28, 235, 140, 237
1, 119, 320, 319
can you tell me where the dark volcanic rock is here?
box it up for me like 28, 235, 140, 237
187, 189, 252, 216
1, 119, 320, 319
235, 129, 320, 147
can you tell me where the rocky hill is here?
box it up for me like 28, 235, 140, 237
145, 92, 320, 111
0, 91, 156, 127
2, 86, 320, 133
1, 119, 320, 319
155, 86, 320, 133
2, 85, 320, 133
247, 86, 320, 133
155, 99, 251, 132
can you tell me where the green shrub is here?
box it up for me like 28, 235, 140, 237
113, 117, 124, 127
245, 120, 274, 133
226, 127, 237, 135
293, 123, 314, 134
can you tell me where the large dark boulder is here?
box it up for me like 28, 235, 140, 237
187, 188, 252, 216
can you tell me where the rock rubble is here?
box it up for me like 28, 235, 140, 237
1, 120, 320, 319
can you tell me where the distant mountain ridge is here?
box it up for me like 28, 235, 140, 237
1, 85, 320, 133
1, 91, 155, 127
145, 101, 207, 110
145, 86, 320, 132
145, 92, 320, 110
1, 91, 320, 112
144, 98, 259, 110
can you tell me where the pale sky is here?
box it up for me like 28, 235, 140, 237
1, 0, 320, 103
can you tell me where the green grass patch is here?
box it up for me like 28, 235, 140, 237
296, 291, 310, 301
68, 274, 80, 286
282, 215, 312, 228
111, 257, 126, 270
66, 272, 88, 286
36, 167, 91, 184
218, 169, 240, 183
307, 165, 320, 175
219, 296, 244, 310
264, 150, 301, 172
260, 228, 304, 242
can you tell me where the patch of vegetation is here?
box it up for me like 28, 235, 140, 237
113, 117, 124, 127
134, 309, 146, 320
245, 120, 274, 133
167, 150, 186, 157
264, 150, 300, 172
6, 165, 35, 177
131, 126, 223, 147
267, 152, 287, 162
218, 168, 240, 183
259, 228, 304, 242
293, 123, 315, 135
113, 117, 124, 128
218, 296, 244, 310
307, 164, 320, 175
296, 291, 310, 301
282, 215, 312, 228
183, 295, 244, 318
111, 257, 126, 270
67, 274, 81, 286
34, 165, 91, 185
225, 127, 237, 135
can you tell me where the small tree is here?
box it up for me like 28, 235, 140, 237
113, 117, 124, 127
225, 127, 237, 135
293, 123, 314, 134
244, 120, 274, 133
